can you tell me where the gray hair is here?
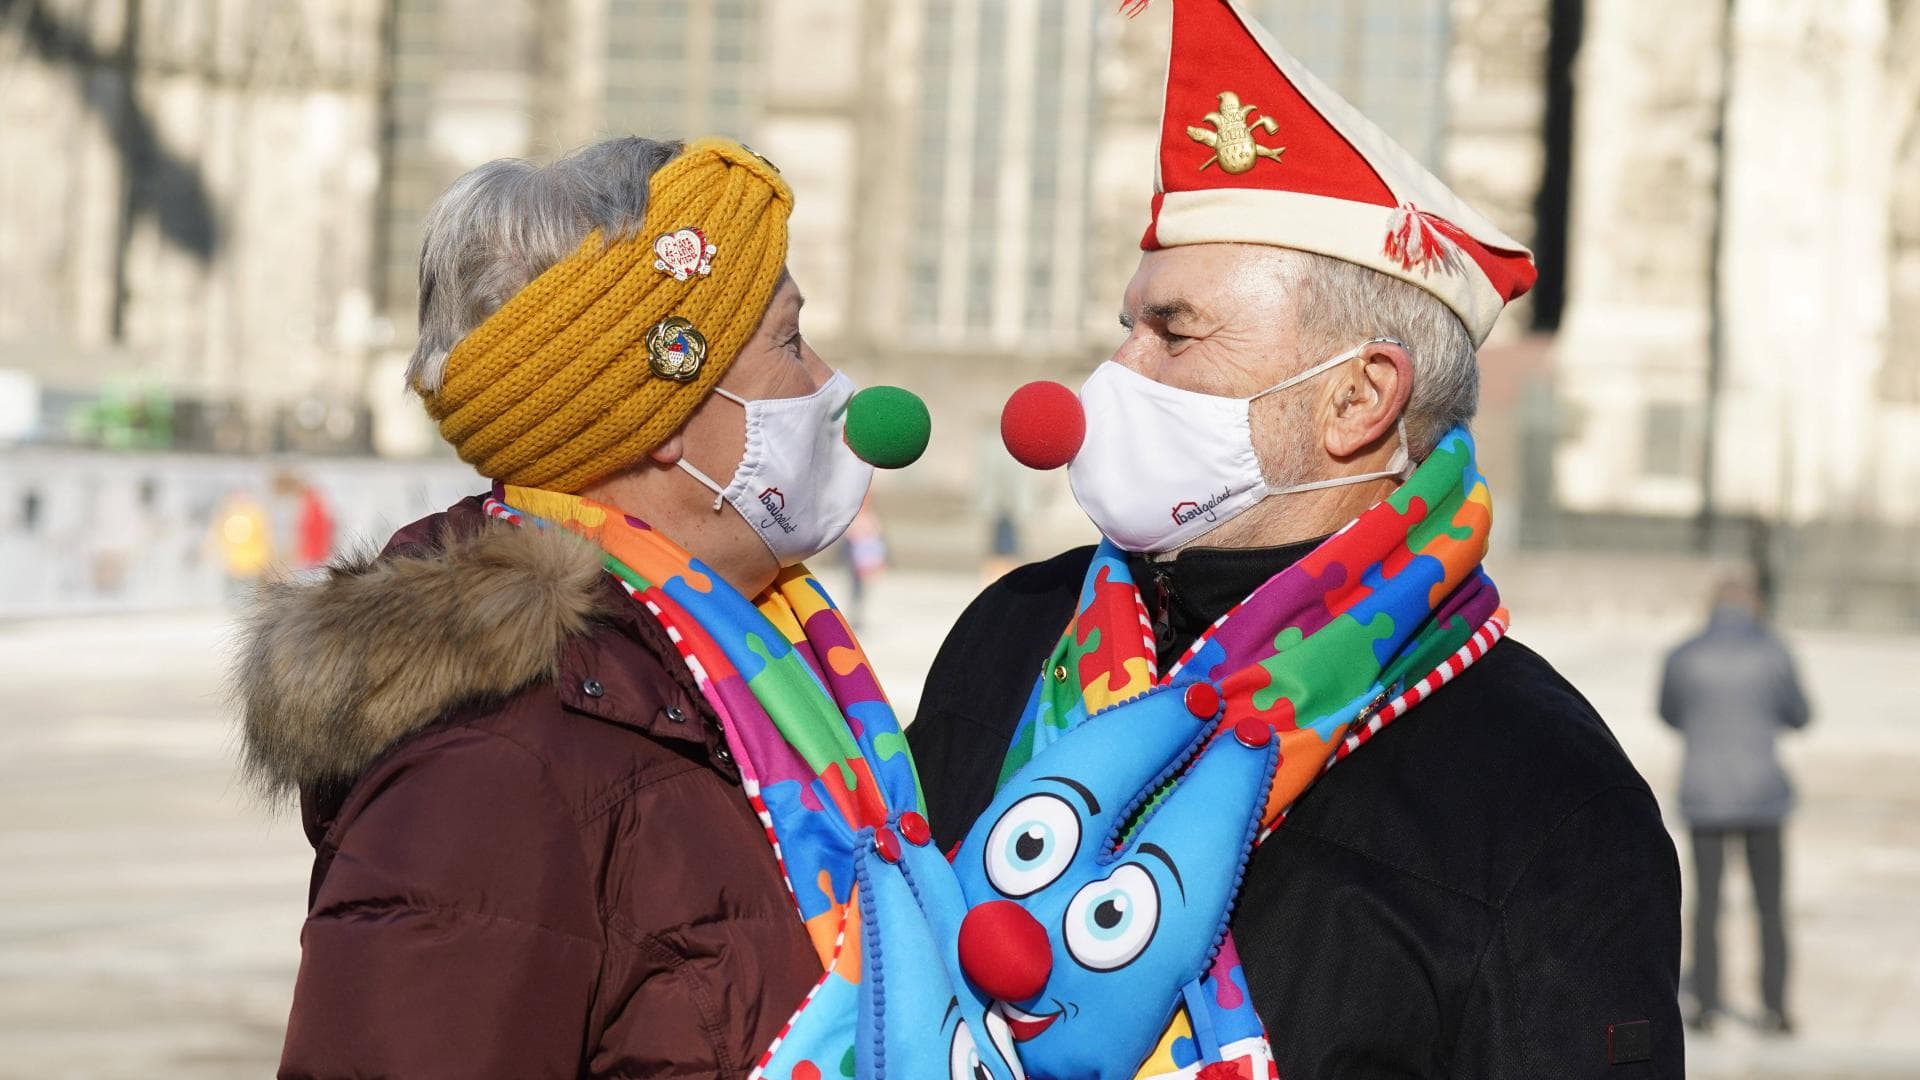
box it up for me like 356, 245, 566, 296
1275, 249, 1478, 459
407, 137, 683, 394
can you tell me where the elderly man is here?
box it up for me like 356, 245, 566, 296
911, 2, 1684, 1077
237, 137, 878, 1077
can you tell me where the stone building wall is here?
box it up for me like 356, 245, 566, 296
1443, 0, 1551, 340
1714, 0, 1898, 525
1885, 0, 1920, 409
11, 0, 1915, 583
1550, 0, 1920, 532
0, 0, 388, 448
1550, 0, 1730, 518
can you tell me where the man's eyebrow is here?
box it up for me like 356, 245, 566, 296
1035, 775, 1102, 816
1140, 298, 1202, 323
1138, 842, 1185, 901
942, 997, 958, 1025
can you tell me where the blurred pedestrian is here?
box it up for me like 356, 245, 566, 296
975, 427, 1032, 582
839, 491, 886, 628
292, 482, 335, 569
1660, 575, 1812, 1035
210, 489, 271, 600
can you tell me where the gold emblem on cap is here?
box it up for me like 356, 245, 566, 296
1188, 91, 1285, 174
645, 315, 708, 381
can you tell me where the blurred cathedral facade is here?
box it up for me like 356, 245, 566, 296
2, 0, 1916, 618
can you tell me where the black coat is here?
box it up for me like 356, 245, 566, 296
910, 545, 1684, 1080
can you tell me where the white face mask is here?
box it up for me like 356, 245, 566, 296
678, 370, 875, 566
1067, 338, 1412, 553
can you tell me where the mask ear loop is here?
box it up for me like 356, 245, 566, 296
1390, 417, 1413, 478
675, 386, 750, 511
676, 459, 729, 511
1247, 336, 1407, 403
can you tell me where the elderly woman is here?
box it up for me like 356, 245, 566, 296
237, 137, 871, 1077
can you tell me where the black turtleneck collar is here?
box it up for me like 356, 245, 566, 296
1129, 536, 1329, 672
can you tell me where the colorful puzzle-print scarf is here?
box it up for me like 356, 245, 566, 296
998, 426, 1509, 1077
485, 484, 918, 965
488, 485, 1027, 1080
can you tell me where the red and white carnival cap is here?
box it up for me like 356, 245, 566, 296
1139, 0, 1537, 345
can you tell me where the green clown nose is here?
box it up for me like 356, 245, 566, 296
844, 385, 932, 469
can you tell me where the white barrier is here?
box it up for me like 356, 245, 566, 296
0, 449, 480, 617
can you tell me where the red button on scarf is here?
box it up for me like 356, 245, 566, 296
1184, 682, 1221, 719
898, 811, 932, 847
873, 827, 902, 864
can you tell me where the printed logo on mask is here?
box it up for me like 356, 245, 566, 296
757, 487, 798, 534
1170, 487, 1234, 528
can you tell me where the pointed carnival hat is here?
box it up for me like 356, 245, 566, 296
1138, 0, 1537, 345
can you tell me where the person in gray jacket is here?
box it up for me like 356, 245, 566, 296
1659, 576, 1812, 1034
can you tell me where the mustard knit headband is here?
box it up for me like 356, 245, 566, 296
421, 138, 794, 492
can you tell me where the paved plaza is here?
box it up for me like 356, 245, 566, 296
1, 570, 1917, 1078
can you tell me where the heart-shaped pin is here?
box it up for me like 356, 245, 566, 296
652, 227, 716, 281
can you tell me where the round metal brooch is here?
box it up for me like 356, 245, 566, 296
645, 315, 708, 382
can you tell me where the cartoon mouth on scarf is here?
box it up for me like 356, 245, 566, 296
941, 995, 1023, 1079
991, 998, 1072, 1042
951, 681, 1279, 1076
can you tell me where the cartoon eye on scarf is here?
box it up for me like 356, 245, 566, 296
983, 794, 1162, 976
951, 682, 1278, 1079
944, 996, 1022, 1080
984, 794, 1080, 896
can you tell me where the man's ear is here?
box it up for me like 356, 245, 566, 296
648, 431, 685, 466
1324, 341, 1414, 459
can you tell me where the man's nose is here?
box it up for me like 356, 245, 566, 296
957, 899, 1053, 1003
1108, 335, 1154, 378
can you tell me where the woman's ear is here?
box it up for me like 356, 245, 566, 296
648, 431, 685, 466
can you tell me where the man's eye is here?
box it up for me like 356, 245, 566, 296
784, 334, 804, 355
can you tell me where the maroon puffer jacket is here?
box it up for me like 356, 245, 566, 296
236, 496, 821, 1079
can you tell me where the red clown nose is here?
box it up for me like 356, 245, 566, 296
1000, 380, 1086, 471
957, 899, 1053, 1003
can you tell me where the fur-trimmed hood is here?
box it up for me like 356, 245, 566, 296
235, 519, 609, 795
